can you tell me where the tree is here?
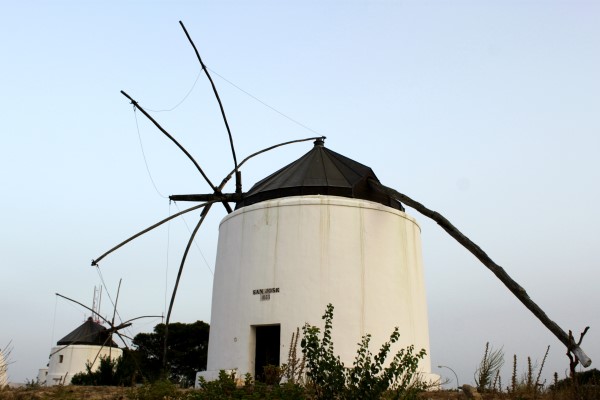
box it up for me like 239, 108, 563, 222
133, 320, 209, 386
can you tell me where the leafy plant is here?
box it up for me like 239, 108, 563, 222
551, 368, 600, 389
71, 355, 121, 386
129, 379, 177, 400
301, 304, 427, 400
195, 369, 237, 399
345, 329, 426, 400
263, 364, 283, 386
301, 304, 346, 399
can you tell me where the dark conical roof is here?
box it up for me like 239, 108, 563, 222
236, 138, 403, 210
57, 317, 118, 347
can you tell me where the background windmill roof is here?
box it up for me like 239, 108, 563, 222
57, 317, 118, 347
236, 138, 403, 210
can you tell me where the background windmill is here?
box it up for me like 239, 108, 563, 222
45, 282, 161, 386
91, 20, 592, 383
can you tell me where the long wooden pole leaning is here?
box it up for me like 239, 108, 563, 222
162, 206, 210, 372
368, 179, 591, 367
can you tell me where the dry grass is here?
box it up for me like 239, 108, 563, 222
1, 385, 598, 400
420, 386, 600, 400
0, 385, 130, 400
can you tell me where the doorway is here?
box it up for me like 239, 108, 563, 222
254, 324, 280, 382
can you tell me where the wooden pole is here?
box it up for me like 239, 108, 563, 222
120, 90, 233, 213
170, 136, 324, 201
369, 179, 591, 367
169, 193, 241, 202
162, 206, 211, 372
179, 21, 240, 193
91, 202, 213, 266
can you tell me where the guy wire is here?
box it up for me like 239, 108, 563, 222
164, 202, 171, 317
173, 201, 214, 276
208, 66, 323, 136
94, 266, 124, 326
134, 108, 168, 199
143, 70, 202, 113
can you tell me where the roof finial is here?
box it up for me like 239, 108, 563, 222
314, 136, 326, 147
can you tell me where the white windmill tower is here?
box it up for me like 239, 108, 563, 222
0, 354, 6, 388
199, 137, 435, 382
0, 343, 10, 387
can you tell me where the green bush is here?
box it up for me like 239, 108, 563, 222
346, 330, 426, 400
129, 379, 178, 400
301, 304, 346, 399
301, 304, 427, 400
71, 355, 121, 386
190, 369, 305, 399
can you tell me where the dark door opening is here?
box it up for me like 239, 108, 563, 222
254, 324, 280, 382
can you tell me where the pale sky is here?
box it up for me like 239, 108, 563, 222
1, 0, 599, 388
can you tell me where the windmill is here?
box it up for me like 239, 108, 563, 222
46, 281, 161, 386
92, 21, 591, 382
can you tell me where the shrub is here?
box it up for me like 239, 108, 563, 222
301, 304, 427, 400
194, 370, 237, 399
129, 379, 177, 400
71, 355, 121, 386
301, 304, 346, 399
345, 329, 426, 400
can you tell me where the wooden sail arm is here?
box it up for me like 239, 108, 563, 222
162, 207, 210, 371
122, 315, 164, 325
170, 136, 325, 201
91, 202, 214, 266
179, 21, 240, 193
120, 90, 232, 213
216, 136, 326, 192
368, 179, 592, 367
56, 293, 112, 326
110, 322, 133, 332
169, 193, 243, 202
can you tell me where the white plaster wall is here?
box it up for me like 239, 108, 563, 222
205, 195, 433, 380
47, 345, 122, 385
0, 351, 7, 387
37, 368, 48, 386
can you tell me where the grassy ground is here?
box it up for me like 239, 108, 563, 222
2, 385, 600, 400
0, 385, 130, 400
